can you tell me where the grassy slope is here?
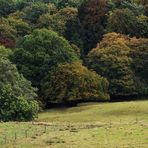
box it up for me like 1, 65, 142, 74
38, 101, 148, 123
0, 101, 148, 148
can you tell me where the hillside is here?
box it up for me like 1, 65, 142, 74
0, 101, 147, 147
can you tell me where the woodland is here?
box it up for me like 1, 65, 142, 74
0, 0, 147, 121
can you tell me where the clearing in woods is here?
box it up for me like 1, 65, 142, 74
0, 101, 148, 148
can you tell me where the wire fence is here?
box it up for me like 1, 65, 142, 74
0, 124, 49, 146
0, 118, 147, 147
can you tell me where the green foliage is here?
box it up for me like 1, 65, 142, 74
38, 7, 83, 49
0, 18, 16, 40
39, 7, 77, 35
8, 17, 31, 37
118, 0, 144, 15
87, 33, 148, 97
41, 0, 83, 8
0, 58, 37, 100
106, 8, 148, 38
41, 62, 109, 104
0, 58, 39, 121
0, 0, 148, 106
136, 15, 148, 37
23, 2, 49, 24
0, 0, 16, 17
78, 0, 108, 54
11, 29, 79, 89
0, 85, 39, 121
57, 0, 84, 9
87, 41, 136, 97
128, 38, 148, 95
0, 18, 16, 48
106, 8, 137, 36
0, 17, 31, 48
0, 45, 12, 59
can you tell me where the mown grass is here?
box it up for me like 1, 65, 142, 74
0, 100, 148, 148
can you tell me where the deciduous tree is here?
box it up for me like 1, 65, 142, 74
11, 29, 79, 90
41, 62, 109, 105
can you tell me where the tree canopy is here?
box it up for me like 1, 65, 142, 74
0, 46, 39, 121
0, 0, 148, 120
86, 33, 148, 98
41, 62, 109, 105
11, 29, 79, 90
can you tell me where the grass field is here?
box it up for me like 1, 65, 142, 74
0, 101, 148, 148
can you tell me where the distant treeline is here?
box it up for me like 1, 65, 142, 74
0, 0, 148, 121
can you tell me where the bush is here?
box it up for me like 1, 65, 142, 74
0, 85, 39, 121
0, 58, 39, 121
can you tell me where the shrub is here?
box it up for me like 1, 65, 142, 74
0, 58, 39, 121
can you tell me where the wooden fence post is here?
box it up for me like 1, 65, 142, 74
44, 125, 47, 133
14, 132, 17, 140
25, 130, 28, 138
35, 128, 37, 136
4, 135, 7, 144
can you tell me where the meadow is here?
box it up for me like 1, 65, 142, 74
0, 101, 147, 148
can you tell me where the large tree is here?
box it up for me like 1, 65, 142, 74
38, 7, 83, 49
11, 29, 79, 90
0, 46, 39, 121
87, 32, 148, 98
41, 62, 109, 105
87, 41, 136, 98
78, 0, 108, 54
38, 7, 78, 36
128, 37, 148, 95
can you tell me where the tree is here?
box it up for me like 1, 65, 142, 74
8, 17, 31, 37
106, 8, 137, 36
39, 7, 77, 35
0, 45, 12, 59
78, 0, 108, 54
0, 58, 39, 121
0, 0, 16, 17
86, 41, 136, 98
41, 0, 83, 8
57, 0, 83, 9
87, 32, 148, 98
106, 8, 148, 38
11, 29, 79, 90
41, 62, 109, 105
117, 0, 144, 15
0, 18, 16, 48
23, 2, 49, 24
135, 15, 148, 38
128, 37, 148, 95
38, 7, 83, 49
0, 85, 39, 121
